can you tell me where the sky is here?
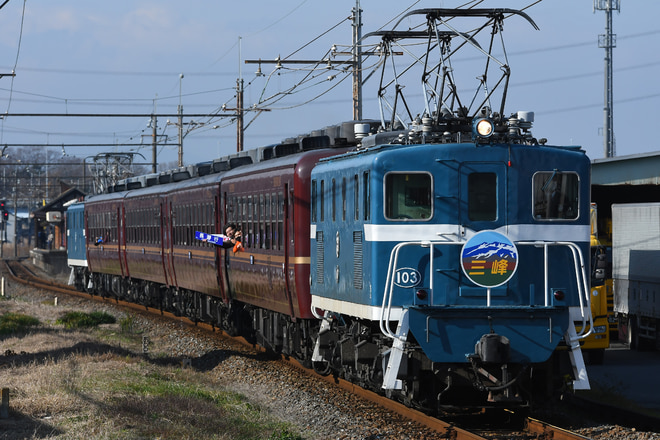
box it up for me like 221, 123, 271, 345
0, 0, 657, 175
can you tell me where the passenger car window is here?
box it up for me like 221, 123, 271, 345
384, 173, 432, 220
533, 171, 579, 220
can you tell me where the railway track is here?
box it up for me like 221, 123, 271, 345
2, 258, 595, 440
4, 259, 75, 294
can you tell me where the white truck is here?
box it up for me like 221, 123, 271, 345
612, 203, 660, 350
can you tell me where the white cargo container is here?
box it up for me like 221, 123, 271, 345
612, 203, 660, 350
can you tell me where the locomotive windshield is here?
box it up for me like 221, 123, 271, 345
533, 171, 580, 220
384, 172, 432, 220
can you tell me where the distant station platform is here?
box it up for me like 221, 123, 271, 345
29, 249, 68, 276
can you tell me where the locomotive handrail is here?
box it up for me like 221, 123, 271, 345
516, 241, 593, 341
380, 239, 593, 342
517, 241, 594, 339
380, 240, 464, 340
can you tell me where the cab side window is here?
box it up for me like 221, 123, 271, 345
384, 173, 432, 220
533, 171, 579, 220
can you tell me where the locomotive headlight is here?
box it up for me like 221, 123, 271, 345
472, 118, 494, 140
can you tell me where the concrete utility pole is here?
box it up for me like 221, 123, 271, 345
237, 78, 244, 152
178, 73, 184, 166
237, 37, 244, 153
245, 4, 365, 126
12, 189, 17, 258
151, 114, 157, 173
352, 0, 363, 121
594, 0, 619, 158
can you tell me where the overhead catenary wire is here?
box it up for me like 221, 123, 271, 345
1, 0, 27, 144
0, 1, 656, 168
0, 29, 654, 118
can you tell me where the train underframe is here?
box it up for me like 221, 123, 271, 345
311, 313, 563, 413
71, 267, 566, 414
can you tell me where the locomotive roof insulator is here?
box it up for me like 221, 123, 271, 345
506, 111, 535, 141
508, 116, 521, 138
516, 111, 534, 131
422, 117, 433, 133
354, 123, 371, 141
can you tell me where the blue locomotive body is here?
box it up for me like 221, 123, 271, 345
310, 139, 591, 394
66, 202, 87, 267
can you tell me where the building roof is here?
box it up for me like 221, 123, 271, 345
31, 188, 85, 220
592, 151, 660, 186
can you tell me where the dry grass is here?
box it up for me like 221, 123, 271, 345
0, 290, 303, 439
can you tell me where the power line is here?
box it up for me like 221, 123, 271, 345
0, 162, 156, 166
3, 0, 27, 127
0, 144, 175, 149
1, 113, 230, 118
0, 67, 237, 77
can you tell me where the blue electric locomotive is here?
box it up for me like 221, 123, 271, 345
66, 201, 88, 291
306, 8, 592, 410
309, 123, 591, 407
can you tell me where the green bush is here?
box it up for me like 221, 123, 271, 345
0, 312, 40, 335
56, 311, 116, 329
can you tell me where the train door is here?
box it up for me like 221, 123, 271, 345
458, 162, 507, 231
118, 205, 129, 278
258, 185, 291, 316
161, 199, 177, 287
282, 183, 295, 317
218, 191, 230, 303
267, 188, 290, 314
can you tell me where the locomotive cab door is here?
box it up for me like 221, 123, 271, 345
455, 161, 508, 301
458, 162, 507, 231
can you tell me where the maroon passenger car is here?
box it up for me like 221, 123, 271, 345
83, 140, 348, 325
220, 148, 348, 320
85, 191, 127, 289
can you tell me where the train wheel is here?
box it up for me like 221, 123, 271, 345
82, 270, 92, 294
312, 360, 332, 376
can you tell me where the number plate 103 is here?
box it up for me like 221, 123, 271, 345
394, 268, 421, 288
